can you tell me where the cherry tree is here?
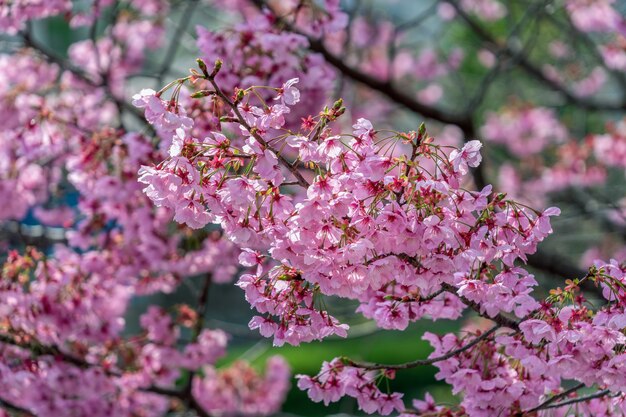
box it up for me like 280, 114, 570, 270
2, 0, 626, 416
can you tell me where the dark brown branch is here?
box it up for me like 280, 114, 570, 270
0, 333, 212, 416
537, 389, 615, 411
526, 250, 603, 298
526, 250, 586, 279
190, 395, 213, 417
464, 0, 542, 113
192, 274, 213, 340
561, 188, 626, 241
396, 2, 438, 32
0, 333, 91, 369
344, 324, 500, 370
250, 0, 472, 129
144, 386, 183, 397
0, 398, 35, 417
396, 254, 522, 328
307, 35, 473, 131
446, 0, 626, 112
523, 382, 586, 414
545, 10, 626, 93
0, 221, 67, 249
183, 274, 213, 405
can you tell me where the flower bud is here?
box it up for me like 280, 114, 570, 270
234, 88, 245, 103
417, 122, 427, 142
196, 58, 209, 78
210, 59, 223, 79
191, 90, 214, 98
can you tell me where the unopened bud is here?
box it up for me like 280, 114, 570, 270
234, 88, 245, 103
210, 59, 223, 78
219, 116, 238, 123
196, 58, 209, 78
494, 192, 507, 202
190, 90, 214, 98
418, 122, 426, 138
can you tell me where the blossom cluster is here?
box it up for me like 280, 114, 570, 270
565, 0, 625, 34
0, 250, 289, 416
482, 107, 609, 208
137, 73, 563, 345
196, 12, 335, 124
132, 64, 626, 416
4, 0, 626, 416
0, 2, 291, 416
192, 356, 290, 416
301, 258, 626, 416
296, 359, 404, 415
481, 106, 568, 157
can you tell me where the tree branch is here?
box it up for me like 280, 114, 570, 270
0, 332, 214, 416
183, 274, 213, 410
249, 0, 472, 129
0, 398, 35, 417
445, 0, 626, 112
0, 333, 92, 369
523, 382, 585, 414
526, 250, 603, 298
537, 389, 616, 411
344, 324, 500, 370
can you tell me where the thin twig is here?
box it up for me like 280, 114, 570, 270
206, 76, 310, 188
537, 389, 615, 410
524, 382, 586, 414
0, 333, 91, 369
344, 324, 500, 370
0, 398, 35, 417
